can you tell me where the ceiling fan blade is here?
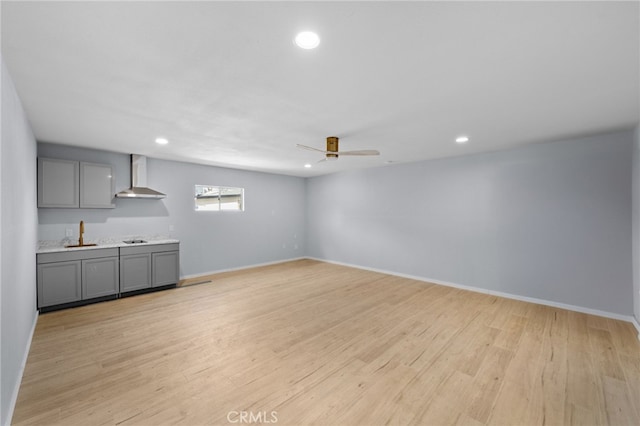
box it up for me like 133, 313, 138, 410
297, 144, 328, 153
338, 150, 380, 156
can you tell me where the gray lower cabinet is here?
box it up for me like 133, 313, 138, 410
37, 243, 179, 309
37, 260, 82, 307
37, 248, 119, 308
83, 257, 119, 299
119, 253, 152, 292
152, 251, 180, 287
120, 243, 180, 292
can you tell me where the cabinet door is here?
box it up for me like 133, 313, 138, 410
120, 253, 151, 292
38, 158, 79, 208
80, 162, 115, 208
152, 251, 179, 287
37, 260, 82, 308
83, 257, 119, 299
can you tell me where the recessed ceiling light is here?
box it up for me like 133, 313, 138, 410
155, 137, 169, 145
295, 31, 320, 49
304, 164, 312, 168
455, 136, 469, 143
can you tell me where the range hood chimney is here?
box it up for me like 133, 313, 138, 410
115, 155, 166, 199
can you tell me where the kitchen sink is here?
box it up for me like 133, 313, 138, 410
64, 243, 97, 248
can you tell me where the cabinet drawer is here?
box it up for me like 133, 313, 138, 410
38, 248, 119, 264
119, 243, 179, 256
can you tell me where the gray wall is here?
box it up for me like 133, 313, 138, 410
0, 59, 3, 426
633, 125, 640, 324
307, 130, 634, 316
37, 144, 306, 277
1, 57, 38, 426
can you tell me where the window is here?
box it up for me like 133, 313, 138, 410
195, 185, 244, 211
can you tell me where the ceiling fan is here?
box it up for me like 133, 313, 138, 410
297, 136, 380, 162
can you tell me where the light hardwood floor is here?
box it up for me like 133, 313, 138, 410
13, 259, 640, 425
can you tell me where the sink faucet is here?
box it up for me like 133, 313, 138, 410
79, 220, 84, 246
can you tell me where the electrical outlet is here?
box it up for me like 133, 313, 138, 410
65, 228, 73, 237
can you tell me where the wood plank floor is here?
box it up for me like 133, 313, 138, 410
12, 259, 640, 425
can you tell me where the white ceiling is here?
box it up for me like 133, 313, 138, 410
2, 1, 639, 177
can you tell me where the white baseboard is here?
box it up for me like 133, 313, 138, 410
5, 310, 38, 426
632, 317, 640, 341
181, 256, 639, 337
307, 257, 638, 326
179, 257, 307, 281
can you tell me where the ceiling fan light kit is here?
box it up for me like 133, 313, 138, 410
326, 136, 339, 159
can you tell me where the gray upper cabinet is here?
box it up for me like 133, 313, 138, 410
38, 157, 79, 208
38, 157, 115, 208
80, 162, 115, 208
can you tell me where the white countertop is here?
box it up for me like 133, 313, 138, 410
37, 236, 179, 254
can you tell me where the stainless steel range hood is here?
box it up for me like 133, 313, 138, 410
115, 155, 166, 199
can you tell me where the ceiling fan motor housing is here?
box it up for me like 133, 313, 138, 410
327, 136, 339, 158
